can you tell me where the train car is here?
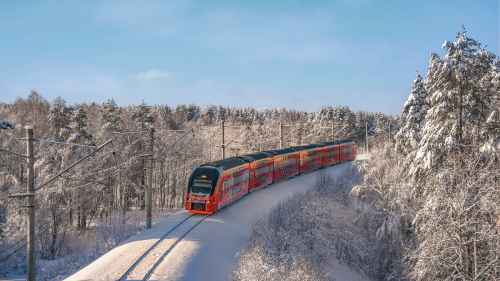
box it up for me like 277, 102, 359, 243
264, 147, 300, 182
339, 140, 356, 161
239, 152, 274, 192
185, 157, 249, 214
318, 141, 341, 167
296, 144, 322, 173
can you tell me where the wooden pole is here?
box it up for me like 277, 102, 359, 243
146, 128, 154, 229
388, 120, 392, 142
331, 119, 335, 142
279, 122, 284, 149
221, 119, 226, 159
26, 126, 36, 281
365, 121, 369, 153
298, 125, 302, 146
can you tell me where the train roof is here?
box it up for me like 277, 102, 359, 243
201, 157, 247, 170
238, 152, 272, 162
198, 138, 355, 168
262, 147, 297, 155
318, 139, 354, 146
292, 144, 320, 151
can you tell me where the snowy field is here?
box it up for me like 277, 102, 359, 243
65, 162, 358, 281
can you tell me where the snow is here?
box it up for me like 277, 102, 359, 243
0, 277, 24, 281
355, 153, 371, 161
65, 163, 361, 281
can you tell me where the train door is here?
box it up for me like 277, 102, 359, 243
219, 173, 233, 209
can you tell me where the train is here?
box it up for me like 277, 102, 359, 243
184, 140, 357, 215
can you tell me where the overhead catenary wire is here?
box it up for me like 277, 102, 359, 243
33, 139, 97, 149
0, 221, 53, 263
0, 241, 27, 263
39, 154, 150, 192
0, 147, 27, 159
34, 139, 113, 192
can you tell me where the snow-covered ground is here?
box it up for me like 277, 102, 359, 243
355, 153, 370, 161
65, 162, 362, 281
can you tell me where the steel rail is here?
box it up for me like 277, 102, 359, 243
141, 215, 209, 281
116, 214, 201, 281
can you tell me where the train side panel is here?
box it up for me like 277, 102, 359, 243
299, 148, 322, 173
324, 144, 339, 166
352, 143, 357, 160
312, 146, 323, 169
248, 158, 274, 192
272, 152, 300, 182
217, 164, 250, 209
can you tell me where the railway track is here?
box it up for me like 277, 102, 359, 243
116, 214, 209, 281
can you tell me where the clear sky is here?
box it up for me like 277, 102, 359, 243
0, 0, 498, 114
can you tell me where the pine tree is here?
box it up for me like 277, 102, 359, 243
479, 62, 500, 156
68, 106, 93, 145
101, 99, 121, 137
395, 73, 429, 155
413, 29, 497, 172
132, 102, 154, 130
48, 97, 71, 140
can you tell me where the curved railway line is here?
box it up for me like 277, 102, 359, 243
116, 214, 209, 281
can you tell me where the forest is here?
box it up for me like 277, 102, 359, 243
0, 89, 395, 278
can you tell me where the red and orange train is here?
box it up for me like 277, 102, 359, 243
185, 140, 357, 215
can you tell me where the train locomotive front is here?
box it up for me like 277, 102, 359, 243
185, 165, 221, 214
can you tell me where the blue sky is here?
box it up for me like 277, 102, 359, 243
0, 0, 498, 114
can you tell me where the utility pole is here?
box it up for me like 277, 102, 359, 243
388, 120, 392, 142
279, 122, 284, 149
146, 128, 154, 229
330, 119, 335, 142
298, 125, 303, 146
1, 122, 36, 281
26, 126, 35, 281
221, 118, 226, 159
365, 121, 369, 153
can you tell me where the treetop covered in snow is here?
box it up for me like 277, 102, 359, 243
395, 29, 499, 176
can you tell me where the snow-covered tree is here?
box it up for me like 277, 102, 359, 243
478, 61, 500, 157
395, 73, 429, 155
413, 29, 497, 172
48, 97, 71, 140
131, 102, 154, 130
69, 106, 93, 144
100, 99, 121, 141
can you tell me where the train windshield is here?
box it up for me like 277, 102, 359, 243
188, 167, 219, 195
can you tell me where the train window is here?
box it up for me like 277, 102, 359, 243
256, 165, 270, 175
188, 167, 219, 195
233, 171, 249, 185
223, 177, 233, 193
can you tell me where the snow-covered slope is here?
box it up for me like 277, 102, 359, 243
65, 163, 358, 281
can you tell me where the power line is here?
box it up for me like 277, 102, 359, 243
0, 241, 27, 263
33, 139, 97, 149
0, 147, 27, 159
34, 139, 113, 192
